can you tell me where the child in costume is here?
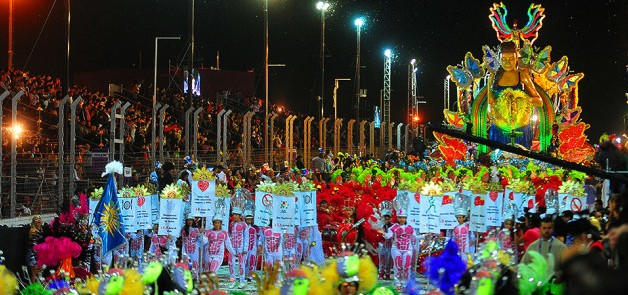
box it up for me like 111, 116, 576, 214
452, 208, 475, 256
202, 213, 235, 274
148, 223, 174, 259
258, 219, 283, 269
244, 205, 259, 281
283, 225, 300, 271
377, 201, 394, 280
228, 202, 248, 288
128, 229, 145, 264
180, 214, 202, 273
381, 194, 415, 287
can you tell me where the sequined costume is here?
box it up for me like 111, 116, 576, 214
228, 220, 247, 282
384, 223, 415, 285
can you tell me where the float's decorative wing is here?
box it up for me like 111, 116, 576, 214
488, 2, 512, 42
521, 3, 546, 44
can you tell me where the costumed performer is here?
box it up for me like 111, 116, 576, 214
180, 214, 202, 274
148, 223, 174, 259
258, 219, 283, 269
128, 229, 145, 264
201, 211, 235, 275
380, 193, 415, 288
228, 202, 248, 288
320, 251, 379, 295
243, 204, 259, 281
283, 225, 299, 271
377, 201, 394, 280
453, 207, 475, 256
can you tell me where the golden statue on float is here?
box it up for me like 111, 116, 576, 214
439, 2, 594, 164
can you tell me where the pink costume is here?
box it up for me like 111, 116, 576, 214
283, 226, 299, 270
148, 233, 171, 258
180, 227, 202, 271
228, 221, 248, 282
259, 227, 283, 268
129, 231, 145, 263
203, 229, 235, 273
297, 226, 312, 263
384, 223, 415, 285
453, 222, 475, 255
244, 224, 259, 279
378, 223, 393, 278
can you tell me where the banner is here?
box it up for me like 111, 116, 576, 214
405, 191, 423, 232
204, 197, 231, 231
505, 190, 525, 218
469, 194, 487, 232
420, 195, 441, 234
158, 198, 183, 237
272, 195, 297, 234
190, 180, 216, 217
135, 195, 152, 230
440, 193, 457, 230
485, 191, 503, 227
150, 194, 159, 224
559, 193, 586, 212
254, 191, 273, 227
119, 196, 137, 232
295, 191, 317, 227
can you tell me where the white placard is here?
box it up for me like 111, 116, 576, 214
559, 193, 586, 212
254, 191, 273, 227
295, 191, 317, 227
150, 194, 159, 224
190, 180, 216, 217
469, 194, 487, 232
119, 196, 137, 232
272, 195, 297, 234
124, 167, 132, 177
404, 191, 422, 231
158, 198, 183, 237
420, 195, 441, 234
485, 191, 503, 227
440, 193, 457, 230
135, 195, 152, 230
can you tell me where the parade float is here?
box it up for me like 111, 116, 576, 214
438, 2, 595, 165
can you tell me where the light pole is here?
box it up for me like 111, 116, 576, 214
408, 59, 417, 125
354, 17, 365, 122
316, 1, 331, 119
333, 78, 351, 120
8, 0, 13, 69
152, 36, 180, 168
264, 0, 270, 164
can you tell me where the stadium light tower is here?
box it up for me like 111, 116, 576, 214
316, 1, 331, 119
383, 49, 392, 128
354, 17, 365, 122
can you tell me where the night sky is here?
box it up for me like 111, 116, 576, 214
0, 0, 626, 140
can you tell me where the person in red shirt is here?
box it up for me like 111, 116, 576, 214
523, 213, 541, 250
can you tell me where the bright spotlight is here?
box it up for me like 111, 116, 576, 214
354, 17, 365, 27
410, 59, 416, 65
12, 124, 23, 139
384, 49, 392, 58
532, 114, 538, 121
316, 1, 330, 11
412, 116, 420, 122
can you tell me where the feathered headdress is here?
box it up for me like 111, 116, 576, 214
102, 161, 124, 177
231, 188, 250, 215
378, 200, 393, 217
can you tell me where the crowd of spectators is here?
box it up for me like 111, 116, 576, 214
0, 69, 349, 182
